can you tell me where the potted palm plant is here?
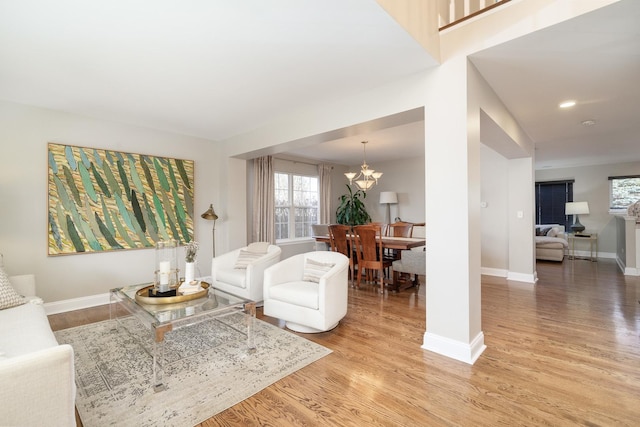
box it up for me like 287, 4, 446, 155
336, 184, 371, 226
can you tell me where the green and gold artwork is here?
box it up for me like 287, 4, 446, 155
47, 143, 194, 255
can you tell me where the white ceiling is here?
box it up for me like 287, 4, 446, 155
470, 0, 640, 170
0, 1, 638, 169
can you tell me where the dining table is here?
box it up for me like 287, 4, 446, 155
313, 234, 426, 292
313, 234, 426, 251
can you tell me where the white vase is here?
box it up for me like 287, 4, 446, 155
184, 262, 196, 284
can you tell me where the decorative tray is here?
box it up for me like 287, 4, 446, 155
134, 282, 210, 305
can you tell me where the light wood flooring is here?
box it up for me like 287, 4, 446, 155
49, 258, 640, 426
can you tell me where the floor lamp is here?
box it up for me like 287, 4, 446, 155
201, 204, 218, 257
379, 191, 398, 224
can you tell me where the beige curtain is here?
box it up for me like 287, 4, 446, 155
252, 156, 275, 243
318, 164, 332, 224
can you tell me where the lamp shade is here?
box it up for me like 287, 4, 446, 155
379, 191, 398, 204
565, 201, 589, 215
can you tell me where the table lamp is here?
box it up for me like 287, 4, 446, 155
565, 201, 589, 233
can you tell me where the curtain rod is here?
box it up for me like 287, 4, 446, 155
275, 157, 333, 169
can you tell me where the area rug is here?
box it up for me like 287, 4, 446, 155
54, 313, 331, 427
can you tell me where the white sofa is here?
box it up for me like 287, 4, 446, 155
0, 274, 76, 427
535, 224, 568, 262
263, 251, 349, 333
211, 243, 282, 304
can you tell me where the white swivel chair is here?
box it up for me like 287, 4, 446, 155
211, 242, 281, 304
263, 251, 349, 333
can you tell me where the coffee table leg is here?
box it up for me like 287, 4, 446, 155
153, 325, 172, 392
244, 302, 256, 353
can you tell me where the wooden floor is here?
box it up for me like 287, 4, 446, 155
49, 259, 640, 426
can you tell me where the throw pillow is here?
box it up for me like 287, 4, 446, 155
536, 227, 551, 236
546, 227, 559, 237
234, 249, 264, 269
303, 258, 335, 283
246, 242, 270, 254
0, 266, 26, 310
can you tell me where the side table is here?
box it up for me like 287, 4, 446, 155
567, 232, 598, 262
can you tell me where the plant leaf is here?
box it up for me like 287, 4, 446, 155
168, 162, 179, 192
183, 184, 193, 219
102, 162, 121, 198
175, 159, 191, 189
115, 193, 133, 230
141, 156, 156, 193
65, 146, 77, 171
91, 163, 110, 198
117, 160, 131, 201
100, 195, 116, 236
49, 211, 63, 250
154, 157, 170, 192
93, 149, 103, 168
140, 194, 159, 243
79, 162, 98, 203
153, 193, 166, 229
63, 165, 82, 206
128, 157, 145, 195
112, 209, 137, 248
95, 212, 123, 250
66, 214, 85, 252
131, 190, 146, 233
79, 148, 91, 169
48, 149, 58, 174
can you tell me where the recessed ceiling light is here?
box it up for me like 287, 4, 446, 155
581, 119, 596, 126
559, 100, 576, 108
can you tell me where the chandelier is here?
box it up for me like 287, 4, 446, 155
344, 141, 382, 191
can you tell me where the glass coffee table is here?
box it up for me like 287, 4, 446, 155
110, 282, 256, 392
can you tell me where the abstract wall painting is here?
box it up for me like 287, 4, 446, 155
47, 143, 195, 255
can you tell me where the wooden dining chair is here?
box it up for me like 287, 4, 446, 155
328, 224, 356, 285
353, 224, 391, 294
386, 221, 414, 237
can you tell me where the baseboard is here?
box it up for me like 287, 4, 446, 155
481, 268, 536, 284
506, 271, 536, 283
44, 292, 111, 315
421, 331, 486, 365
481, 267, 507, 277
615, 256, 639, 276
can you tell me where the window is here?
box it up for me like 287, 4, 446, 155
275, 172, 319, 241
609, 175, 640, 212
535, 180, 573, 228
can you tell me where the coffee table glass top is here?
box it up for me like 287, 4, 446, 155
112, 282, 251, 326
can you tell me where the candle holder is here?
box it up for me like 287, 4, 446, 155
154, 240, 179, 295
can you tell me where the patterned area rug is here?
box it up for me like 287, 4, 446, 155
54, 314, 331, 426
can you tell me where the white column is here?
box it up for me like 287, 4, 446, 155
423, 56, 485, 364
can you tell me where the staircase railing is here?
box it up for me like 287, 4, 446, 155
439, 0, 511, 30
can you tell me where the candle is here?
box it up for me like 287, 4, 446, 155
159, 261, 170, 286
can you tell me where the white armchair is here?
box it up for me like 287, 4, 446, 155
211, 243, 281, 304
263, 251, 349, 333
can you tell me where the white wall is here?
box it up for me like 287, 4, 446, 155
219, 72, 429, 253
535, 160, 640, 256
358, 156, 426, 230
480, 144, 509, 273
0, 100, 217, 305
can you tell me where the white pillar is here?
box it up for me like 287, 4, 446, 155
423, 56, 485, 364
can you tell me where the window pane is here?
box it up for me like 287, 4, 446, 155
275, 172, 319, 241
535, 181, 573, 228
275, 207, 289, 240
611, 178, 640, 209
